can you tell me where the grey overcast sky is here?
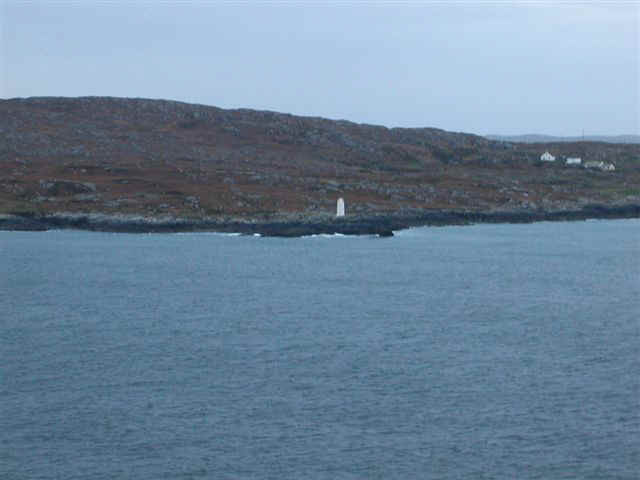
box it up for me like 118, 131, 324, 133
1, 1, 638, 136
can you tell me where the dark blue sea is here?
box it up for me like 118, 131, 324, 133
2, 220, 639, 479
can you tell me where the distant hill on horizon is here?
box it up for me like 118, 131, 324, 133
486, 134, 640, 144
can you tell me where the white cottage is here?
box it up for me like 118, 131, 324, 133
566, 157, 582, 165
540, 151, 556, 162
584, 161, 615, 171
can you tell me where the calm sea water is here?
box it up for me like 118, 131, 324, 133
2, 220, 638, 479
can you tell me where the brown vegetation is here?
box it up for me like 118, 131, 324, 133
1, 96, 639, 220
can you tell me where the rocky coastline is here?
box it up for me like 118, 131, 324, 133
3, 98, 639, 237
2, 204, 638, 237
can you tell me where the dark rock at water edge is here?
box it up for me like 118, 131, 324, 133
1, 204, 639, 237
0, 213, 49, 231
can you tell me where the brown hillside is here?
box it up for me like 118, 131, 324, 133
1, 96, 639, 219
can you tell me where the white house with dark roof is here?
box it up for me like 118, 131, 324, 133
540, 151, 556, 162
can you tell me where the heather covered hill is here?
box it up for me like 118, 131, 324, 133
1, 96, 639, 222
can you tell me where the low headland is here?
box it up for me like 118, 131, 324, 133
3, 204, 639, 237
2, 97, 639, 237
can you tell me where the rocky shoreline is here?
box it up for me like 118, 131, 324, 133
1, 204, 638, 237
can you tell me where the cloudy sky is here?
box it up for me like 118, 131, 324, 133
1, 1, 638, 136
